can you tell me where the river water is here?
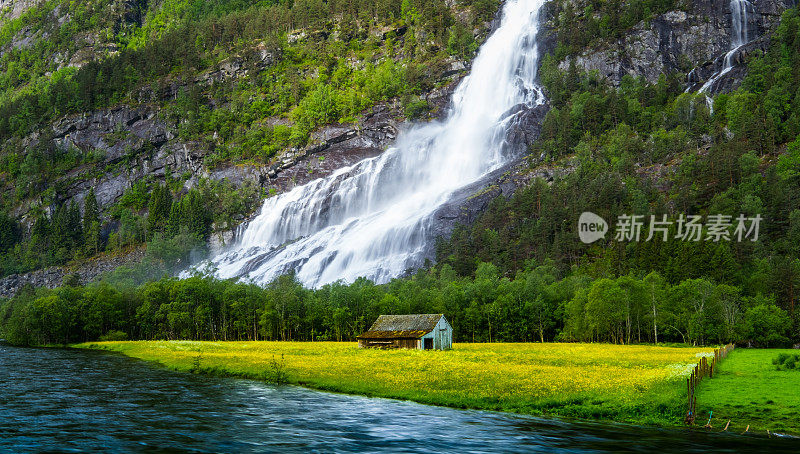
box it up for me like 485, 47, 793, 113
1, 344, 797, 453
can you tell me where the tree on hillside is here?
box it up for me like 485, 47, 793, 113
147, 184, 172, 237
670, 278, 718, 346
0, 212, 19, 252
716, 284, 743, 343
617, 274, 646, 344
83, 188, 101, 255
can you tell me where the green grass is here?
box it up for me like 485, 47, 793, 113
696, 349, 800, 436
75, 341, 713, 428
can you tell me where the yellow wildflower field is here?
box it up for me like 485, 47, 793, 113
77, 341, 713, 425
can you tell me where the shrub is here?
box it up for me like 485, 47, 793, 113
404, 98, 430, 120
99, 330, 129, 342
773, 353, 800, 371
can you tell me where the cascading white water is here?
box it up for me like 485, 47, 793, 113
197, 0, 548, 287
698, 0, 752, 107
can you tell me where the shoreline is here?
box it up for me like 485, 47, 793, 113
72, 341, 722, 430
70, 341, 800, 439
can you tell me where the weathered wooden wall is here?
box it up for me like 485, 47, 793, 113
358, 338, 420, 349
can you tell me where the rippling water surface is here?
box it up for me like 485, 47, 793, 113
1, 344, 798, 453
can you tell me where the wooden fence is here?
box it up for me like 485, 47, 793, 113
685, 343, 735, 425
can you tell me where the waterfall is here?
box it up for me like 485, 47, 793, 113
195, 0, 549, 287
697, 0, 753, 106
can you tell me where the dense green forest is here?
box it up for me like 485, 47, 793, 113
0, 176, 262, 275
1, 3, 799, 347
0, 264, 791, 347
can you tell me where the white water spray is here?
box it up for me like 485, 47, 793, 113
697, 0, 753, 110
197, 0, 548, 287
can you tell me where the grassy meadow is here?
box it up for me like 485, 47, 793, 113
696, 349, 800, 436
76, 341, 713, 426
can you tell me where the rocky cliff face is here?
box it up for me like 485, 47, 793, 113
0, 247, 145, 297
0, 0, 40, 21
0, 60, 467, 295
430, 0, 797, 259
553, 0, 793, 92
13, 71, 463, 218
2, 0, 796, 294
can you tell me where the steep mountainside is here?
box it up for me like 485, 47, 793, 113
0, 0, 502, 289
430, 0, 796, 252
0, 0, 797, 296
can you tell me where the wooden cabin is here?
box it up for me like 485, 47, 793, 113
357, 314, 452, 350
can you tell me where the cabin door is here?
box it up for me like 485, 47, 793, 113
424, 338, 433, 350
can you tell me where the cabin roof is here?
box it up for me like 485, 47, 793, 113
357, 314, 445, 339
357, 330, 430, 339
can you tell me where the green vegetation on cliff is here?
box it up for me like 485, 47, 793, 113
0, 177, 261, 276
439, 5, 800, 338
0, 0, 499, 276
0, 0, 494, 150
551, 0, 683, 58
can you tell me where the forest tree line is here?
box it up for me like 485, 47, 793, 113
0, 262, 792, 347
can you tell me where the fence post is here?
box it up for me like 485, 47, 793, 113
685, 344, 735, 425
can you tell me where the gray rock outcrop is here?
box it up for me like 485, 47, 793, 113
0, 247, 146, 297
554, 0, 792, 91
